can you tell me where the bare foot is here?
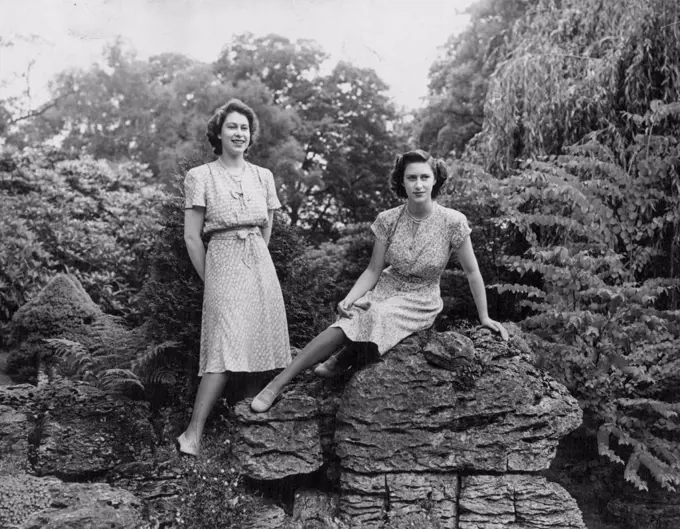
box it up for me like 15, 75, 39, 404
176, 431, 200, 456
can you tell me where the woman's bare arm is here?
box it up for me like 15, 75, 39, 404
184, 207, 207, 282
456, 236, 508, 340
337, 238, 388, 317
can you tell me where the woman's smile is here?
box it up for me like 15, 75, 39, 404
220, 111, 251, 155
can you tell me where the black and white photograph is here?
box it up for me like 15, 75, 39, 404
1, 0, 679, 527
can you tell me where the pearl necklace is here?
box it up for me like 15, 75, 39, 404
217, 158, 246, 179
406, 204, 434, 223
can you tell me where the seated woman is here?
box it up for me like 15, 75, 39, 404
251, 149, 508, 413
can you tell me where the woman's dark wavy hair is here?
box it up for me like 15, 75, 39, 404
389, 149, 449, 199
206, 99, 260, 155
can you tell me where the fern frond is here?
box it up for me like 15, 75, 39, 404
623, 448, 648, 491
43, 338, 96, 379
97, 368, 145, 393
597, 425, 625, 465
43, 338, 89, 358
144, 368, 178, 386
131, 340, 182, 376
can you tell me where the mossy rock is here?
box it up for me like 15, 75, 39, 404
5, 275, 104, 383
7, 274, 101, 346
5, 339, 41, 384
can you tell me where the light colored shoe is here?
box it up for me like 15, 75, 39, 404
314, 354, 351, 378
176, 432, 199, 456
251, 387, 280, 413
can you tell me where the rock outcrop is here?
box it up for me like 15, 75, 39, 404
2, 273, 589, 528
335, 327, 583, 527
0, 277, 182, 528
31, 379, 156, 479
233, 393, 323, 480
235, 325, 586, 528
0, 384, 37, 474
0, 378, 171, 527
0, 474, 143, 529
0, 381, 186, 528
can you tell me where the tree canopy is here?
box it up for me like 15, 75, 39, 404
417, 0, 533, 157
3, 34, 401, 235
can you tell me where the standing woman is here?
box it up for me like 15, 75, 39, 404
177, 99, 290, 455
251, 149, 508, 413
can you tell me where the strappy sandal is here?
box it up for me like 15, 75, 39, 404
251, 387, 280, 413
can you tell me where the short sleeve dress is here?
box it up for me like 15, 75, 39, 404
184, 160, 291, 374
331, 202, 471, 355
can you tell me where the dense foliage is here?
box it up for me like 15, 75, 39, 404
429, 0, 680, 493
418, 0, 534, 157
0, 146, 163, 335
469, 0, 680, 175
4, 34, 401, 237
490, 109, 680, 491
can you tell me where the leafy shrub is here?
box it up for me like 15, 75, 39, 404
0, 145, 164, 333
137, 186, 202, 358
490, 102, 680, 491
269, 217, 336, 346
304, 222, 374, 310
437, 160, 524, 325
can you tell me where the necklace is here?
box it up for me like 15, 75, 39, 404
405, 204, 434, 223
217, 158, 246, 179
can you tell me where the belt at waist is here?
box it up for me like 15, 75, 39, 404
382, 267, 440, 291
209, 226, 261, 241
208, 226, 262, 268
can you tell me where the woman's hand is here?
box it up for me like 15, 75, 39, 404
337, 299, 354, 319
480, 317, 509, 341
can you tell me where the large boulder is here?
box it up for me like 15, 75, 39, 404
233, 392, 323, 480
336, 328, 581, 475
31, 379, 156, 479
334, 327, 584, 527
0, 473, 143, 529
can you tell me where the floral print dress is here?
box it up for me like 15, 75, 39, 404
331, 202, 471, 354
184, 161, 291, 374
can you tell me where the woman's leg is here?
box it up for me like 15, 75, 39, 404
314, 344, 356, 376
180, 372, 229, 451
251, 327, 347, 411
272, 327, 348, 390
